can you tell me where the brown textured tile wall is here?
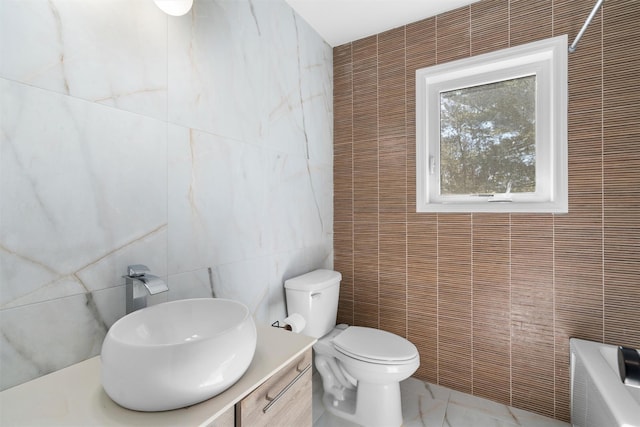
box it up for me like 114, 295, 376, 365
332, 0, 640, 421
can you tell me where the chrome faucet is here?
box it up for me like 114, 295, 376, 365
124, 264, 169, 314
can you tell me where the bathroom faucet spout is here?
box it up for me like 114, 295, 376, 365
124, 265, 169, 314
137, 274, 169, 295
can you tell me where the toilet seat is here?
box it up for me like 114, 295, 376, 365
332, 326, 418, 365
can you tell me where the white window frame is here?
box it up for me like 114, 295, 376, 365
416, 35, 568, 213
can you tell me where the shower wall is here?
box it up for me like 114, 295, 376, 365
0, 0, 333, 391
332, 0, 639, 421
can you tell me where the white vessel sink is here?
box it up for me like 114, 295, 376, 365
101, 298, 257, 411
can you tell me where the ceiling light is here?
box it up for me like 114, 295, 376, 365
153, 0, 193, 16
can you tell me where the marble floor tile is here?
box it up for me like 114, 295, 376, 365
314, 377, 570, 427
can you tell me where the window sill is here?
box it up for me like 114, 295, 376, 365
417, 200, 568, 214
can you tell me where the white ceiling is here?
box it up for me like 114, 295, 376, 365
286, 0, 482, 47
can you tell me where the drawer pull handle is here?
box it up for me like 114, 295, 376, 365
263, 363, 311, 413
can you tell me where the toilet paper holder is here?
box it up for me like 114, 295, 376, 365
271, 320, 299, 331
271, 313, 306, 333
271, 320, 288, 329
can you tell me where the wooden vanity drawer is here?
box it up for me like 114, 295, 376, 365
236, 349, 312, 427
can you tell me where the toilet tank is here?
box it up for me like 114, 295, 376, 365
284, 269, 341, 338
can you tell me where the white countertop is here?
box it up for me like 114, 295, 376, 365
0, 324, 316, 426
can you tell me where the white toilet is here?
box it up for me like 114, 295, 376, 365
285, 269, 419, 427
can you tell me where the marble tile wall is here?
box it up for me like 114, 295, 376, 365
0, 0, 333, 390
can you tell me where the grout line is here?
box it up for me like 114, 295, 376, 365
351, 42, 355, 324
600, 2, 605, 344
508, 0, 512, 406
509, 213, 513, 406
470, 213, 474, 395
468, 6, 473, 396
436, 213, 440, 385
552, 206, 557, 417
551, 3, 556, 414
508, 0, 511, 47
404, 25, 409, 339
435, 15, 438, 65
469, 5, 473, 55
434, 15, 440, 386
376, 34, 380, 329
166, 11, 170, 278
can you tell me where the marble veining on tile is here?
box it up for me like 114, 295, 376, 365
0, 0, 169, 120
314, 378, 570, 427
0, 0, 333, 391
0, 78, 169, 310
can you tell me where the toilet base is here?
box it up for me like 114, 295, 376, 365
323, 381, 403, 427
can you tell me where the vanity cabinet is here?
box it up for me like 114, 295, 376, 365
0, 325, 316, 427
236, 349, 312, 427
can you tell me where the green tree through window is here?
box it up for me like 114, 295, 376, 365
439, 75, 536, 195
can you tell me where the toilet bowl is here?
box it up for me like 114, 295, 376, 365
284, 270, 420, 427
314, 325, 419, 427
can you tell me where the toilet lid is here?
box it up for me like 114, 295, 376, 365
332, 326, 418, 364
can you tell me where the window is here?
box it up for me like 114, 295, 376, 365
416, 35, 568, 213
